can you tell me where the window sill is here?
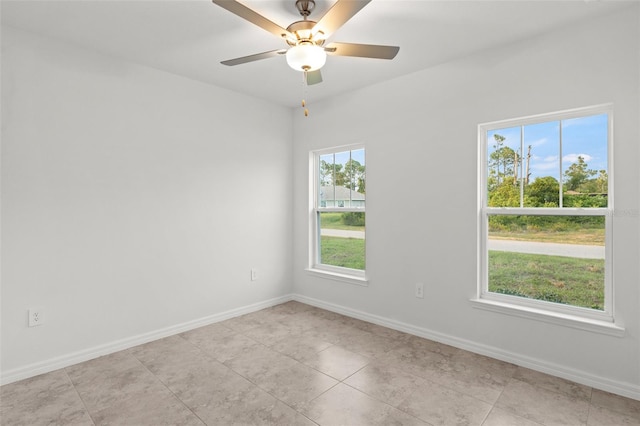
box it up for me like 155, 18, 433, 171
305, 268, 369, 287
470, 298, 625, 337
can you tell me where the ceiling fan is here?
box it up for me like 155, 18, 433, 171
211, 0, 399, 85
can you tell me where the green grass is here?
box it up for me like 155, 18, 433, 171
488, 251, 604, 310
320, 212, 365, 232
320, 236, 365, 270
489, 229, 604, 246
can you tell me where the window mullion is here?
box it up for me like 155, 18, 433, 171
559, 120, 563, 208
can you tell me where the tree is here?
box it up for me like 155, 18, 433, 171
563, 156, 596, 191
595, 170, 608, 193
343, 159, 365, 193
525, 176, 559, 207
524, 145, 532, 185
319, 160, 344, 186
488, 181, 520, 207
488, 134, 517, 188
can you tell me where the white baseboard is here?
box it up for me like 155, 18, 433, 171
0, 295, 293, 386
292, 293, 640, 401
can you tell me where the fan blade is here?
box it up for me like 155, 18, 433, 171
312, 0, 371, 40
221, 49, 287, 66
306, 70, 323, 85
212, 0, 293, 39
325, 42, 399, 60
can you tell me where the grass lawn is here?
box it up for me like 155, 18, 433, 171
489, 229, 604, 246
320, 236, 365, 270
489, 251, 604, 310
320, 212, 365, 232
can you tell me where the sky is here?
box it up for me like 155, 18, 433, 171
487, 113, 608, 182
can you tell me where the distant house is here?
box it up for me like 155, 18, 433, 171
320, 186, 365, 208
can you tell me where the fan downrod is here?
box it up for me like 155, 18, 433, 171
295, 0, 315, 18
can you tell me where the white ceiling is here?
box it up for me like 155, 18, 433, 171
1, 0, 634, 107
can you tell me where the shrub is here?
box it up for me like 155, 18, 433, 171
341, 212, 365, 227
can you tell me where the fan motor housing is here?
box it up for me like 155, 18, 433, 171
285, 20, 324, 46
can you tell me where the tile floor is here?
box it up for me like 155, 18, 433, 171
2, 301, 639, 425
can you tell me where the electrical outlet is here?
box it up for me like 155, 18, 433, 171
28, 308, 43, 327
251, 268, 258, 281
415, 283, 424, 299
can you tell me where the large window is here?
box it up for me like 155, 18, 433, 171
310, 145, 366, 281
478, 105, 614, 324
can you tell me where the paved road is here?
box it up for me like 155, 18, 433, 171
321, 229, 604, 259
321, 229, 366, 239
488, 239, 604, 259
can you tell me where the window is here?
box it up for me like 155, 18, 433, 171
309, 145, 366, 282
477, 105, 616, 327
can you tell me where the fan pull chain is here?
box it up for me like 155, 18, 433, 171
301, 69, 309, 117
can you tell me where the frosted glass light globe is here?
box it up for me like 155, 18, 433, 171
286, 44, 327, 71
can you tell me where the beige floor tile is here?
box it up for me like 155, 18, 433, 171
270, 332, 334, 361
424, 350, 515, 404
139, 345, 234, 392
344, 361, 426, 407
164, 360, 315, 425
91, 390, 204, 426
220, 310, 274, 333
302, 344, 370, 380
0, 370, 93, 426
402, 335, 460, 357
68, 353, 168, 414
65, 350, 142, 387
267, 300, 316, 314
397, 379, 493, 426
377, 342, 454, 383
180, 326, 262, 362
243, 321, 307, 346
223, 344, 298, 382
482, 407, 543, 426
337, 329, 398, 359
352, 321, 413, 342
590, 388, 640, 421
195, 389, 315, 426
496, 378, 590, 425
129, 334, 204, 373
512, 366, 592, 402
303, 322, 350, 345
178, 321, 237, 344
303, 383, 428, 425
256, 361, 339, 409
587, 404, 640, 425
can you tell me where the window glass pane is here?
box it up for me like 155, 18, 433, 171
487, 126, 521, 207
347, 148, 366, 208
487, 214, 605, 310
319, 153, 334, 207
318, 211, 365, 270
319, 149, 365, 209
561, 114, 608, 207
523, 121, 560, 207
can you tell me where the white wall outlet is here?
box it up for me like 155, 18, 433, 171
415, 283, 424, 299
28, 308, 43, 327
251, 268, 258, 281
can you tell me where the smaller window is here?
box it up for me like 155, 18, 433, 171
309, 145, 366, 282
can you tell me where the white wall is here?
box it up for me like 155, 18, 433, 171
292, 7, 640, 398
1, 27, 293, 380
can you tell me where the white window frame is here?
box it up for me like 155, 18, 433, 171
306, 144, 368, 285
473, 104, 623, 335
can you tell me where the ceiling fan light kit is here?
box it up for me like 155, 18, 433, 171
286, 43, 327, 71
